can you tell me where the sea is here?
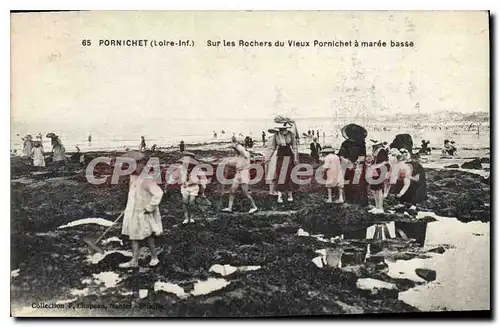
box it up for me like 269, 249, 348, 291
11, 117, 490, 155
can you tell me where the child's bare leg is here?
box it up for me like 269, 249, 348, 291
377, 190, 385, 211
146, 236, 157, 260
327, 188, 333, 203
188, 195, 196, 222
223, 183, 238, 211
334, 187, 345, 204
242, 183, 258, 211
119, 240, 140, 268
182, 193, 190, 223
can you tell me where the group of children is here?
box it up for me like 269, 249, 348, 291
21, 133, 66, 167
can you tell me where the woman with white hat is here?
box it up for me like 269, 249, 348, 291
120, 151, 164, 268
265, 122, 299, 203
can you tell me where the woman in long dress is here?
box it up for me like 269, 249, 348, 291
49, 134, 66, 164
120, 151, 163, 268
337, 124, 368, 206
265, 123, 299, 203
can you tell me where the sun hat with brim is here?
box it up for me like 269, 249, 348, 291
341, 124, 367, 141
46, 133, 57, 138
26, 134, 33, 140
321, 145, 336, 154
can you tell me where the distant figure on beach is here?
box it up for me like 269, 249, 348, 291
151, 144, 157, 152
442, 139, 456, 156
321, 145, 344, 204
119, 151, 163, 268
37, 133, 43, 140
386, 148, 427, 204
307, 130, 311, 136
31, 141, 45, 167
139, 136, 146, 151
213, 131, 217, 139
231, 135, 237, 143
309, 137, 322, 164
222, 141, 259, 214
179, 140, 185, 152
88, 133, 92, 145
262, 131, 266, 146
22, 135, 33, 163
46, 133, 66, 165
221, 130, 225, 134
419, 140, 431, 155
316, 130, 320, 139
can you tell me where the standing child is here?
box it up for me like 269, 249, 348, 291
321, 145, 344, 204
167, 152, 205, 225
119, 151, 163, 268
367, 140, 390, 214
31, 141, 45, 167
222, 141, 258, 213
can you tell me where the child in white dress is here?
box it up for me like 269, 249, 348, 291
321, 145, 344, 203
119, 152, 164, 268
31, 141, 45, 167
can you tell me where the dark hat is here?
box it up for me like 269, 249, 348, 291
341, 124, 367, 141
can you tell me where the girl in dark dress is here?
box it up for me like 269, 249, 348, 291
337, 124, 368, 206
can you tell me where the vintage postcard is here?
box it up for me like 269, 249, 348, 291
10, 11, 490, 317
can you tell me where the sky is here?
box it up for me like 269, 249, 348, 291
11, 11, 489, 126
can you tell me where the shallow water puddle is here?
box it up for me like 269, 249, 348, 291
101, 237, 123, 246
397, 218, 490, 311
297, 228, 343, 243
59, 218, 115, 229
93, 271, 121, 288
209, 264, 261, 276
11, 177, 35, 184
190, 278, 231, 296
154, 281, 190, 299
70, 288, 90, 296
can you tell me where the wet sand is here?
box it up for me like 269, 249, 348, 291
10, 148, 490, 316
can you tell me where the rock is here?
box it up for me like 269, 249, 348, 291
341, 265, 365, 277
334, 300, 364, 314
444, 164, 460, 169
427, 246, 446, 254
356, 278, 397, 296
461, 159, 482, 170
480, 157, 490, 164
415, 268, 436, 282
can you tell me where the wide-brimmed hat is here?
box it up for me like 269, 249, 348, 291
26, 134, 33, 140
321, 145, 336, 154
341, 124, 367, 141
46, 133, 57, 138
268, 124, 291, 133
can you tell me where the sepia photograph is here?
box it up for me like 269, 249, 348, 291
10, 10, 490, 317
